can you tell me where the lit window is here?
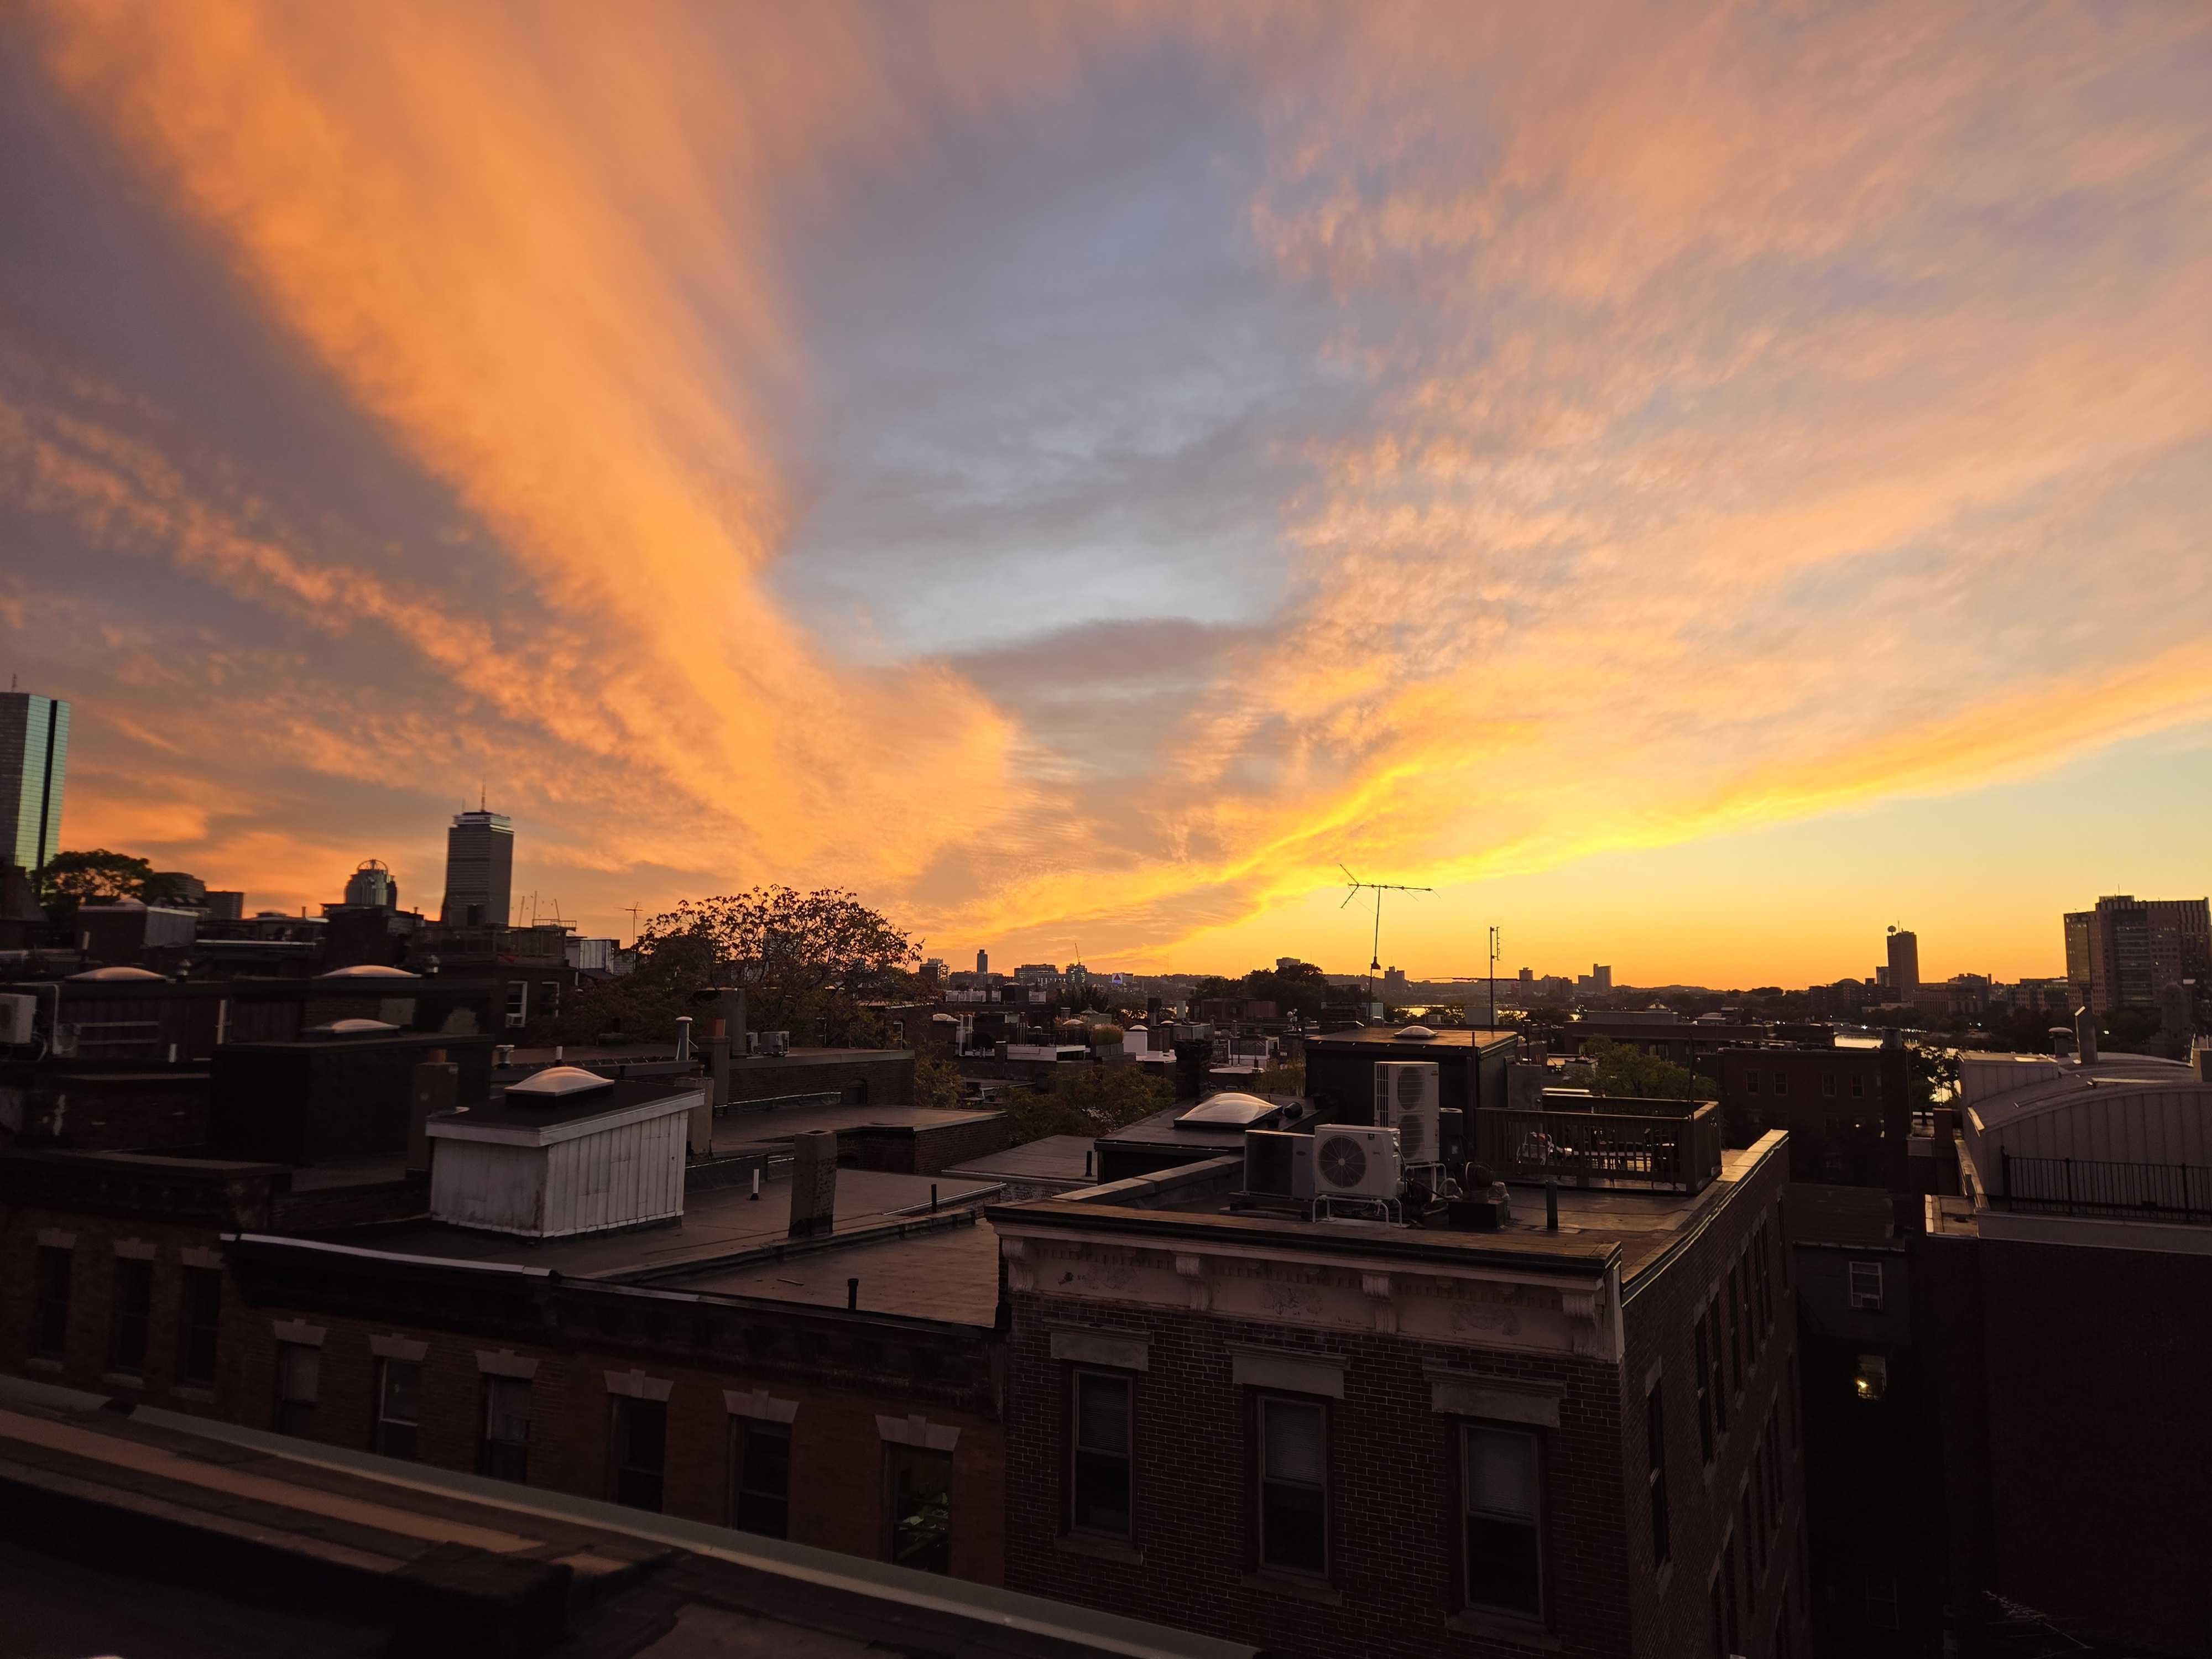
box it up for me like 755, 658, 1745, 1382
732, 1418, 792, 1538
108, 1258, 152, 1376
1853, 1354, 1888, 1402
1072, 1371, 1134, 1539
1848, 1260, 1884, 1311
612, 1396, 667, 1510
375, 1359, 421, 1459
481, 1376, 531, 1482
1259, 1396, 1328, 1577
1464, 1423, 1542, 1618
275, 1342, 319, 1437
885, 1443, 953, 1573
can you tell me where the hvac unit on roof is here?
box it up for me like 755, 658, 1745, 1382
1310, 1125, 1402, 1200
1373, 1060, 1442, 1165
0, 993, 35, 1046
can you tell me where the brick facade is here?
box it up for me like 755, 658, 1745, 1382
1717, 1050, 1888, 1183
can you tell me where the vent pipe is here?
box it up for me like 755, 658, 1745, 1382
674, 1016, 693, 1062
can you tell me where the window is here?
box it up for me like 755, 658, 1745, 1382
480, 1376, 531, 1482
1822, 1072, 1838, 1098
1706, 1293, 1729, 1431
611, 1397, 667, 1511
731, 1418, 792, 1538
1753, 1230, 1772, 1339
504, 981, 528, 1029
1742, 1488, 1760, 1580
539, 980, 560, 1019
1258, 1395, 1328, 1578
1071, 1370, 1134, 1539
1853, 1354, 1888, 1402
178, 1267, 221, 1387
1865, 1573, 1899, 1630
1645, 1382, 1670, 1568
1463, 1424, 1542, 1618
33, 1246, 71, 1359
108, 1258, 152, 1375
1693, 1315, 1715, 1462
885, 1443, 953, 1574
275, 1342, 319, 1437
1709, 1576, 1727, 1659
1745, 1070, 1760, 1095
375, 1359, 421, 1459
1726, 1265, 1744, 1393
1722, 1538, 1741, 1656
1848, 1261, 1884, 1311
1773, 1071, 1788, 1097
1851, 1073, 1865, 1098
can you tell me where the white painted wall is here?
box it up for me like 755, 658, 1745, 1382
428, 1094, 695, 1237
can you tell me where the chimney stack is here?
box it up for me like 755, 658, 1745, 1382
789, 1129, 838, 1239
2192, 1040, 2211, 1085
408, 1052, 459, 1176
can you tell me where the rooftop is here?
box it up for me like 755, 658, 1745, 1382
338, 1168, 999, 1282
0, 1373, 1250, 1659
711, 1100, 1001, 1151
997, 1134, 1788, 1286
942, 1133, 1098, 1187
674, 1212, 1004, 1326
1305, 1026, 1518, 1050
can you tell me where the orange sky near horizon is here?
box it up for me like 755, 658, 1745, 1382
4, 2, 2209, 987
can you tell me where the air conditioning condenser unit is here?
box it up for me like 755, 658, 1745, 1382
0, 993, 35, 1046
1374, 1061, 1442, 1165
1311, 1125, 1402, 1199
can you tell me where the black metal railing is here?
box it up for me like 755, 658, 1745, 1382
1995, 1149, 2212, 1223
1474, 1099, 1723, 1193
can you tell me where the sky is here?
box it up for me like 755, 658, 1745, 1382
3, 2, 2210, 988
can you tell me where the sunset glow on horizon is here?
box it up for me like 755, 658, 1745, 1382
6, 3, 2210, 986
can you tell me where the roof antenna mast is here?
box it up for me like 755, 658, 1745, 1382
1339, 864, 1432, 1014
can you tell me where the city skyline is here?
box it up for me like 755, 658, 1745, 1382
6, 5, 2211, 982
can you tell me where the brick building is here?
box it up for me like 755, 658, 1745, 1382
1302, 1026, 1519, 1125
1715, 1044, 1901, 1185
993, 1118, 1805, 1658
1919, 1042, 2212, 1655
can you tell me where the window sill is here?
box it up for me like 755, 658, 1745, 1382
1056, 1533, 1144, 1566
101, 1371, 145, 1390
1446, 1610, 1558, 1650
1240, 1571, 1341, 1606
173, 1386, 216, 1405
25, 1357, 64, 1373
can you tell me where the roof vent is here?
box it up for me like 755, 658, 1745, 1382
305, 1018, 401, 1037
1394, 1024, 1438, 1041
316, 964, 420, 980
1175, 1091, 1283, 1129
505, 1065, 614, 1100
66, 965, 166, 982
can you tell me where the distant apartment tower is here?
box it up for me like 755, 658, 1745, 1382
1886, 928, 1919, 998
439, 809, 513, 926
0, 690, 69, 874
2067, 895, 2211, 1015
977, 948, 989, 975
1592, 962, 1612, 993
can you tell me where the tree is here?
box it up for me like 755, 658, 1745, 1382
911, 1050, 965, 1112
1001, 1064, 1171, 1145
1582, 1036, 1718, 1102
1244, 959, 1329, 1021
635, 886, 919, 1043
36, 849, 154, 912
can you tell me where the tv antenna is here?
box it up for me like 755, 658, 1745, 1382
624, 902, 642, 946
1340, 865, 1431, 1009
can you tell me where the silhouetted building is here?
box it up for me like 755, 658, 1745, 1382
438, 808, 512, 926
0, 690, 68, 875
342, 857, 399, 910
1885, 930, 1919, 1000
2065, 894, 2210, 1014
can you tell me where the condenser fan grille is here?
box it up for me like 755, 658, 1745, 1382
1317, 1134, 1369, 1189
1396, 1071, 1424, 1109
1398, 1115, 1427, 1158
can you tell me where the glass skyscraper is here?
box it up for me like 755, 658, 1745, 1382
0, 692, 69, 875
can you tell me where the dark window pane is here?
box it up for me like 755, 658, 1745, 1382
1260, 1398, 1327, 1575
733, 1420, 792, 1539
34, 1247, 71, 1359
377, 1360, 421, 1460
179, 1268, 221, 1386
886, 1444, 953, 1574
1465, 1425, 1541, 1616
275, 1342, 319, 1438
109, 1259, 152, 1374
481, 1376, 531, 1483
1072, 1373, 1133, 1537
613, 1399, 667, 1511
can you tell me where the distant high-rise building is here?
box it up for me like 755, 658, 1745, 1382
976, 948, 988, 975
1518, 966, 1533, 990
1592, 963, 1612, 994
343, 858, 399, 911
0, 690, 69, 875
2069, 895, 2211, 1015
1381, 965, 1409, 1000
1886, 929, 1919, 998
439, 809, 513, 926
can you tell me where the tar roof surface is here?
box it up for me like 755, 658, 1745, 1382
349, 1169, 998, 1280
712, 1102, 1000, 1146
942, 1133, 1097, 1183
671, 1214, 1003, 1327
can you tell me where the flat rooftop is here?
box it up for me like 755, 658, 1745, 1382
338, 1169, 999, 1281
998, 1136, 1787, 1285
0, 1374, 1254, 1659
711, 1100, 1001, 1149
674, 1213, 1003, 1327
943, 1133, 1097, 1186
1305, 1026, 1518, 1050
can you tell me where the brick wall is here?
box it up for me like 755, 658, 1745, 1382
1617, 1141, 1808, 1659
727, 1053, 914, 1108
219, 1301, 1006, 1584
